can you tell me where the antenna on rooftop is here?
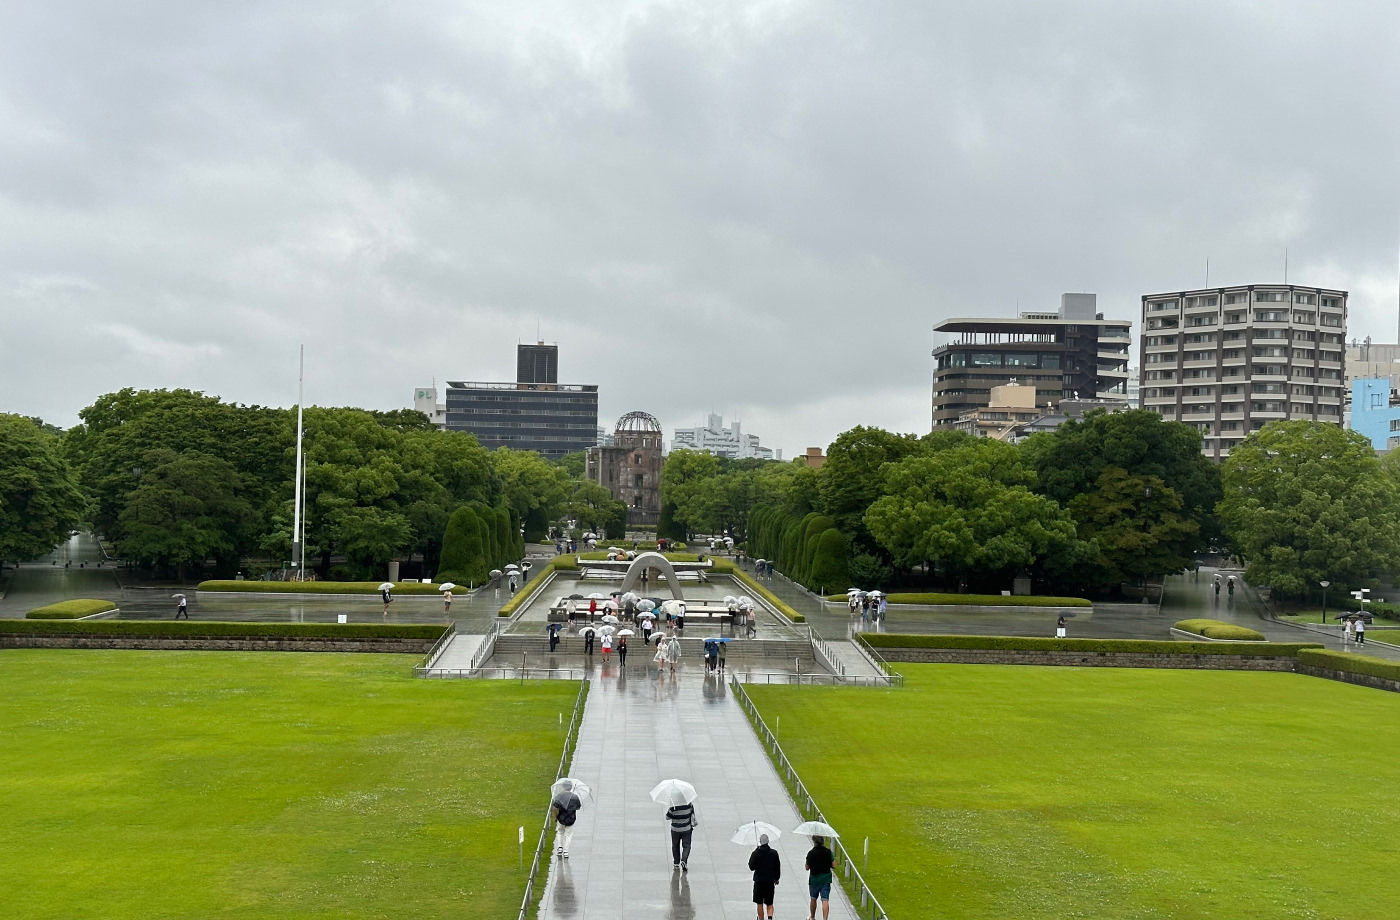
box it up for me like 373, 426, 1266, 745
1284, 247, 1289, 285
1205, 258, 1209, 288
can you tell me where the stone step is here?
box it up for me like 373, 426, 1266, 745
493, 634, 813, 662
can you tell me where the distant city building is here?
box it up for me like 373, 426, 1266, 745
1005, 396, 1132, 443
1346, 339, 1400, 397
671, 413, 777, 460
1139, 284, 1347, 460
931, 293, 1131, 428
586, 412, 665, 526
596, 426, 614, 447
954, 383, 1044, 440
794, 447, 826, 469
415, 343, 598, 460
1349, 377, 1400, 451
1127, 365, 1141, 408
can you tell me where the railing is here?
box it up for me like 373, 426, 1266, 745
423, 665, 590, 681
730, 677, 891, 920
467, 619, 502, 674
518, 680, 589, 920
852, 635, 905, 686
413, 622, 457, 675
809, 627, 845, 678
733, 671, 896, 687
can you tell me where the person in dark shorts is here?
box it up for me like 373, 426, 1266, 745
806, 835, 835, 920
748, 833, 781, 919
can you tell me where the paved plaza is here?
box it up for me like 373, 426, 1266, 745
538, 667, 858, 920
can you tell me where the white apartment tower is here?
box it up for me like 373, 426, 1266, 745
1139, 284, 1347, 460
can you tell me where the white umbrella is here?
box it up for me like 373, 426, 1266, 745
601, 600, 619, 611
583, 532, 598, 540
650, 779, 698, 807
617, 628, 635, 637
649, 632, 666, 645
866, 590, 884, 598
489, 569, 503, 577
661, 599, 686, 615
378, 582, 395, 591
737, 595, 754, 607
601, 614, 619, 625
438, 582, 456, 591
505, 564, 520, 572
551, 778, 593, 805
578, 626, 597, 637
621, 592, 641, 603
637, 600, 657, 612
586, 592, 608, 600
846, 587, 863, 596
598, 625, 615, 638
793, 820, 840, 838
731, 821, 783, 846
723, 595, 739, 606
171, 593, 186, 599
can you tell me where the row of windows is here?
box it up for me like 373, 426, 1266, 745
450, 420, 598, 430
447, 392, 597, 404
936, 352, 1064, 370
1148, 293, 1342, 311
1144, 386, 1342, 399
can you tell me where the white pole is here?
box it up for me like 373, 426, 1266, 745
292, 345, 305, 579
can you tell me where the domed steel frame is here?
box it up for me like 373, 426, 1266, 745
615, 411, 661, 433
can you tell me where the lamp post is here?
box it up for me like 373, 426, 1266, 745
1320, 581, 1330, 624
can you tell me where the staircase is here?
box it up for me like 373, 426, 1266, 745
492, 634, 816, 668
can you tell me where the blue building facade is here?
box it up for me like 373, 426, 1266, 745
1349, 377, 1400, 451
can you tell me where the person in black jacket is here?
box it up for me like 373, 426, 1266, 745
806, 836, 835, 920
748, 834, 781, 919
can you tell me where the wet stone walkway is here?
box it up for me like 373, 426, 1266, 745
538, 666, 858, 919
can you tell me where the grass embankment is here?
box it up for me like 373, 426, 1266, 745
826, 592, 1091, 607
198, 580, 449, 595
0, 620, 447, 639
0, 651, 577, 919
496, 556, 579, 617
859, 633, 1318, 656
1173, 618, 1267, 641
748, 664, 1400, 920
24, 598, 117, 619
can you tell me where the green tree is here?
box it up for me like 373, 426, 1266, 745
117, 450, 257, 580
1064, 468, 1199, 589
1219, 421, 1400, 597
567, 481, 627, 537
0, 415, 88, 562
438, 506, 489, 584
818, 426, 925, 537
808, 528, 850, 593
490, 448, 571, 541
659, 449, 722, 538
328, 506, 412, 578
865, 440, 1081, 582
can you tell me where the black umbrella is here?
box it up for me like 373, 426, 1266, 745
1057, 612, 1079, 619
568, 594, 585, 600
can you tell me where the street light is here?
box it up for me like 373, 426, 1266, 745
1320, 581, 1330, 623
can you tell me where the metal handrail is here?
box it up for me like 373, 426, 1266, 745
467, 619, 502, 674
518, 680, 589, 920
730, 677, 891, 920
853, 634, 905, 686
414, 622, 457, 674
731, 671, 895, 688
808, 627, 845, 677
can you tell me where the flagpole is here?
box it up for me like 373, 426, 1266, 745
292, 345, 304, 580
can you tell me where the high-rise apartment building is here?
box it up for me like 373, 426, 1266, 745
671, 413, 777, 460
1139, 284, 1347, 460
931, 293, 1131, 428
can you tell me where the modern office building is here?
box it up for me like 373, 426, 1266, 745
1139, 284, 1347, 460
586, 411, 665, 526
1346, 339, 1400, 394
417, 343, 599, 460
931, 293, 1131, 428
671, 413, 777, 460
1350, 377, 1400, 451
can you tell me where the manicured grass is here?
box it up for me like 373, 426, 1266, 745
747, 664, 1400, 919
0, 619, 447, 639
24, 598, 117, 618
859, 632, 1319, 656
1172, 618, 1266, 640
826, 592, 1092, 607
0, 651, 577, 919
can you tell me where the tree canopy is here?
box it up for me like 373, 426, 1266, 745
0, 414, 88, 562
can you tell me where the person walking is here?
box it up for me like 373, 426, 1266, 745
175, 595, 189, 620
666, 636, 681, 676
601, 632, 613, 661
552, 780, 582, 859
1356, 617, 1367, 645
618, 634, 628, 667
442, 589, 453, 614
641, 617, 653, 644
1343, 618, 1353, 645
509, 574, 518, 595
704, 640, 717, 673
381, 585, 393, 617
1056, 614, 1067, 639
666, 799, 697, 869
584, 629, 595, 656
549, 623, 561, 653
748, 834, 781, 919
717, 640, 727, 673
588, 597, 598, 619
676, 601, 686, 633
806, 835, 835, 920
653, 635, 668, 676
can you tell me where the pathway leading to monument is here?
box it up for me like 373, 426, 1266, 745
537, 669, 858, 920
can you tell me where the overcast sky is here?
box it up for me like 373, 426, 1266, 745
3, 0, 1399, 456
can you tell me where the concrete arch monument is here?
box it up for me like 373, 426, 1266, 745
619, 551, 684, 599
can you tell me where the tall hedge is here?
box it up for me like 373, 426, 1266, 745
493, 506, 513, 569
799, 514, 835, 584
808, 528, 850, 594
438, 506, 489, 584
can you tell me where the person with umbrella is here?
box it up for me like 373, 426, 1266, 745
548, 622, 563, 653
581, 627, 595, 656
601, 629, 613, 662
1356, 614, 1368, 645
747, 833, 781, 919
665, 635, 681, 677
379, 582, 394, 617
440, 582, 455, 614
551, 778, 586, 859
174, 594, 188, 620
703, 639, 718, 673
1056, 614, 1067, 639
805, 835, 836, 920
652, 780, 698, 870
617, 632, 629, 667
653, 632, 669, 676
641, 614, 654, 644
717, 637, 728, 672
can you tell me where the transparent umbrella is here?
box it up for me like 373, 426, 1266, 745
438, 583, 456, 591
551, 777, 593, 804
637, 600, 657, 612
793, 820, 840, 838
731, 821, 783, 846
650, 779, 698, 806
378, 582, 395, 591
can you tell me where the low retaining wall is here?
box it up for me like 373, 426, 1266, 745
881, 603, 1092, 617
0, 636, 435, 653
879, 647, 1297, 672
1296, 664, 1400, 694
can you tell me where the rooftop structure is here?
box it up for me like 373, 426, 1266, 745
671, 413, 776, 460
931, 293, 1131, 428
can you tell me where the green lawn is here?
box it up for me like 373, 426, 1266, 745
748, 664, 1400, 919
0, 651, 578, 919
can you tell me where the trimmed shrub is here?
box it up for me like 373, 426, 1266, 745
710, 559, 806, 623
576, 552, 701, 563
197, 580, 449, 595
827, 592, 1092, 608
858, 633, 1321, 657
25, 599, 118, 619
1174, 618, 1266, 641
0, 620, 448, 639
438, 506, 489, 585
799, 514, 835, 584
808, 528, 850, 594
1299, 649, 1400, 682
